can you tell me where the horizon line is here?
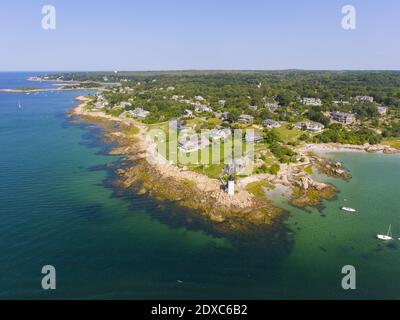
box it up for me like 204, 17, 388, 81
2, 68, 400, 73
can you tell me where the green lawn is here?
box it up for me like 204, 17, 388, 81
382, 138, 400, 149
274, 123, 302, 144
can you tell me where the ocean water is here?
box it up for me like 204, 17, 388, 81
0, 72, 399, 299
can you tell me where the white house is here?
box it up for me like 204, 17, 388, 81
195, 95, 205, 101
94, 101, 108, 109
331, 112, 355, 124
262, 119, 281, 129
195, 104, 212, 113
244, 131, 264, 143
128, 108, 150, 118
209, 128, 232, 141
302, 98, 322, 106
355, 96, 374, 103
238, 114, 254, 124
295, 121, 325, 132
178, 134, 210, 152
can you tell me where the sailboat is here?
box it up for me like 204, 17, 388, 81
341, 206, 356, 213
18, 100, 22, 109
377, 224, 393, 241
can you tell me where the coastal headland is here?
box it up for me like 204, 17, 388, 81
69, 96, 360, 231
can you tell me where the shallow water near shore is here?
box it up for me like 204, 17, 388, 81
0, 73, 400, 299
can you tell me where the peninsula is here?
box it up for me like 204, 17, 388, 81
40, 71, 400, 229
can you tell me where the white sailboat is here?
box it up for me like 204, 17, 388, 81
377, 224, 393, 241
341, 206, 356, 213
18, 100, 22, 109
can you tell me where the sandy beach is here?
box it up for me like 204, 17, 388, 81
299, 143, 400, 155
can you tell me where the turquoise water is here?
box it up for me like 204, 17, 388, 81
0, 73, 399, 299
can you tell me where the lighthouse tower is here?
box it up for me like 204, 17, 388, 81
227, 175, 235, 196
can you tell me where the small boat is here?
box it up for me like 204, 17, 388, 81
341, 206, 356, 213
377, 225, 393, 241
18, 100, 22, 109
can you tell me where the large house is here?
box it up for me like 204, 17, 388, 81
178, 134, 210, 153
331, 112, 355, 124
244, 131, 264, 143
302, 98, 322, 106
195, 104, 212, 113
209, 128, 232, 141
238, 114, 254, 124
262, 119, 281, 129
128, 108, 150, 118
94, 100, 109, 109
295, 121, 325, 132
355, 96, 374, 103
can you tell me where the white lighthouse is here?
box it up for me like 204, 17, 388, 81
227, 175, 235, 196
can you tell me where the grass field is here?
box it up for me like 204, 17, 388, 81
274, 123, 302, 143
382, 138, 400, 149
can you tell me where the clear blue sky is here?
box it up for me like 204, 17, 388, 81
1, 0, 400, 71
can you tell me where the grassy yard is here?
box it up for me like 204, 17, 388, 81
274, 123, 302, 144
382, 138, 400, 149
191, 163, 225, 179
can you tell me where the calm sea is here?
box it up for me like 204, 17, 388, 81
0, 72, 399, 299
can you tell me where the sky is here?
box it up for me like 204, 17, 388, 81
1, 0, 400, 71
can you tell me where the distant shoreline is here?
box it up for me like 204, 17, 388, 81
0, 76, 114, 93
0, 87, 104, 93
